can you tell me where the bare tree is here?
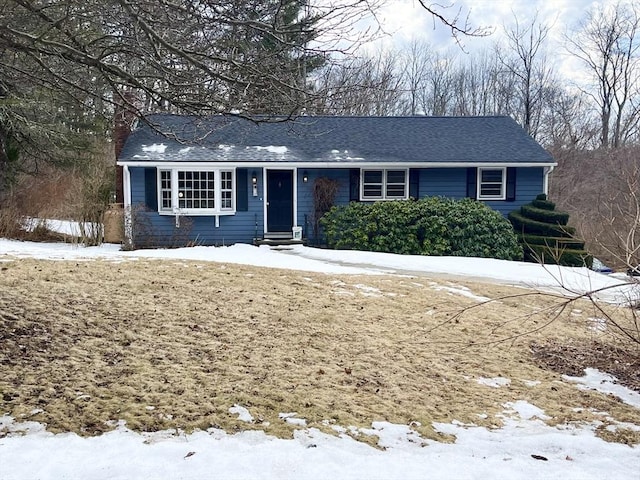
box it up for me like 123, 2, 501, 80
314, 49, 407, 115
0, 0, 387, 198
498, 12, 553, 139
419, 50, 457, 116
416, 0, 493, 49
401, 39, 431, 115
591, 147, 640, 269
566, 2, 640, 148
541, 86, 598, 149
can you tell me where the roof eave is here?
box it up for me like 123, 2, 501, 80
117, 160, 557, 168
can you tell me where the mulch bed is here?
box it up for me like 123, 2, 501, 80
531, 339, 640, 392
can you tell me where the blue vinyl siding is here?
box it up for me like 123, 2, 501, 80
420, 168, 468, 199
417, 167, 543, 214
129, 166, 545, 246
297, 168, 350, 243
129, 167, 264, 246
482, 167, 544, 216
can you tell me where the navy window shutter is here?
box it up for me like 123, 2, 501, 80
506, 167, 516, 201
349, 169, 360, 202
236, 168, 248, 211
409, 169, 419, 199
144, 168, 157, 210
466, 167, 477, 199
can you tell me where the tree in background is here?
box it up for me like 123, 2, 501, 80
497, 12, 552, 140
566, 2, 640, 148
0, 0, 384, 198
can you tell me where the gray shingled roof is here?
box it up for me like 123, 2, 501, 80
118, 114, 555, 165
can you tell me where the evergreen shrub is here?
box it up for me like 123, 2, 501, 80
520, 205, 569, 225
320, 197, 523, 260
509, 194, 591, 267
518, 233, 585, 251
508, 210, 576, 237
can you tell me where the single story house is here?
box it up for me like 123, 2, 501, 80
116, 114, 556, 246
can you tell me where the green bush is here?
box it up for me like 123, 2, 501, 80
510, 194, 590, 267
518, 233, 585, 251
524, 244, 593, 268
320, 197, 523, 260
509, 210, 576, 237
520, 205, 569, 225
531, 198, 556, 211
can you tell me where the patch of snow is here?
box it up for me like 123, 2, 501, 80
23, 218, 98, 237
523, 380, 542, 387
254, 146, 288, 154
477, 377, 511, 388
563, 368, 640, 408
430, 283, 491, 302
279, 412, 306, 426
353, 284, 382, 297
229, 405, 254, 423
587, 317, 607, 332
360, 422, 429, 449
141, 143, 167, 153
502, 401, 550, 421
178, 147, 193, 154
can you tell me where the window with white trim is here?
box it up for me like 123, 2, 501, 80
477, 167, 506, 200
158, 168, 235, 215
361, 169, 408, 200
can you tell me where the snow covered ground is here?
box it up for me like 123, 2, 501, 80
1, 236, 639, 479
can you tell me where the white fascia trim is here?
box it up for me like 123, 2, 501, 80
117, 161, 557, 169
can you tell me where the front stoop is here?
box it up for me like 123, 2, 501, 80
254, 237, 305, 247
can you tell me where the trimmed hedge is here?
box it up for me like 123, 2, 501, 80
520, 205, 569, 225
531, 199, 556, 210
509, 194, 589, 267
518, 234, 585, 251
524, 244, 593, 268
320, 197, 523, 260
509, 210, 576, 237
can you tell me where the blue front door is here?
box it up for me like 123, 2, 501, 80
266, 169, 294, 233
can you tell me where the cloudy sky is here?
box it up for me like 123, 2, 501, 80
378, 0, 610, 48
363, 0, 624, 85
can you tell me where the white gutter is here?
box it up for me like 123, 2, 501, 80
117, 160, 557, 169
543, 165, 555, 195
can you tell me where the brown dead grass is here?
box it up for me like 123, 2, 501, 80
0, 257, 639, 445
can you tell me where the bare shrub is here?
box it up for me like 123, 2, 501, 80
550, 146, 640, 270
0, 195, 23, 238
125, 203, 195, 250
312, 176, 340, 244
10, 167, 75, 218
65, 158, 114, 247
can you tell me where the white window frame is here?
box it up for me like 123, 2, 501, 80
360, 168, 409, 201
477, 167, 506, 200
157, 167, 236, 215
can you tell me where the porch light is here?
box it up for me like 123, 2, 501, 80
302, 171, 308, 183
251, 171, 258, 197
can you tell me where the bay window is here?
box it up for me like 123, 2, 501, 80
158, 168, 235, 215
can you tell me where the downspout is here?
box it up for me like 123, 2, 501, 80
543, 165, 555, 196
123, 165, 133, 248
